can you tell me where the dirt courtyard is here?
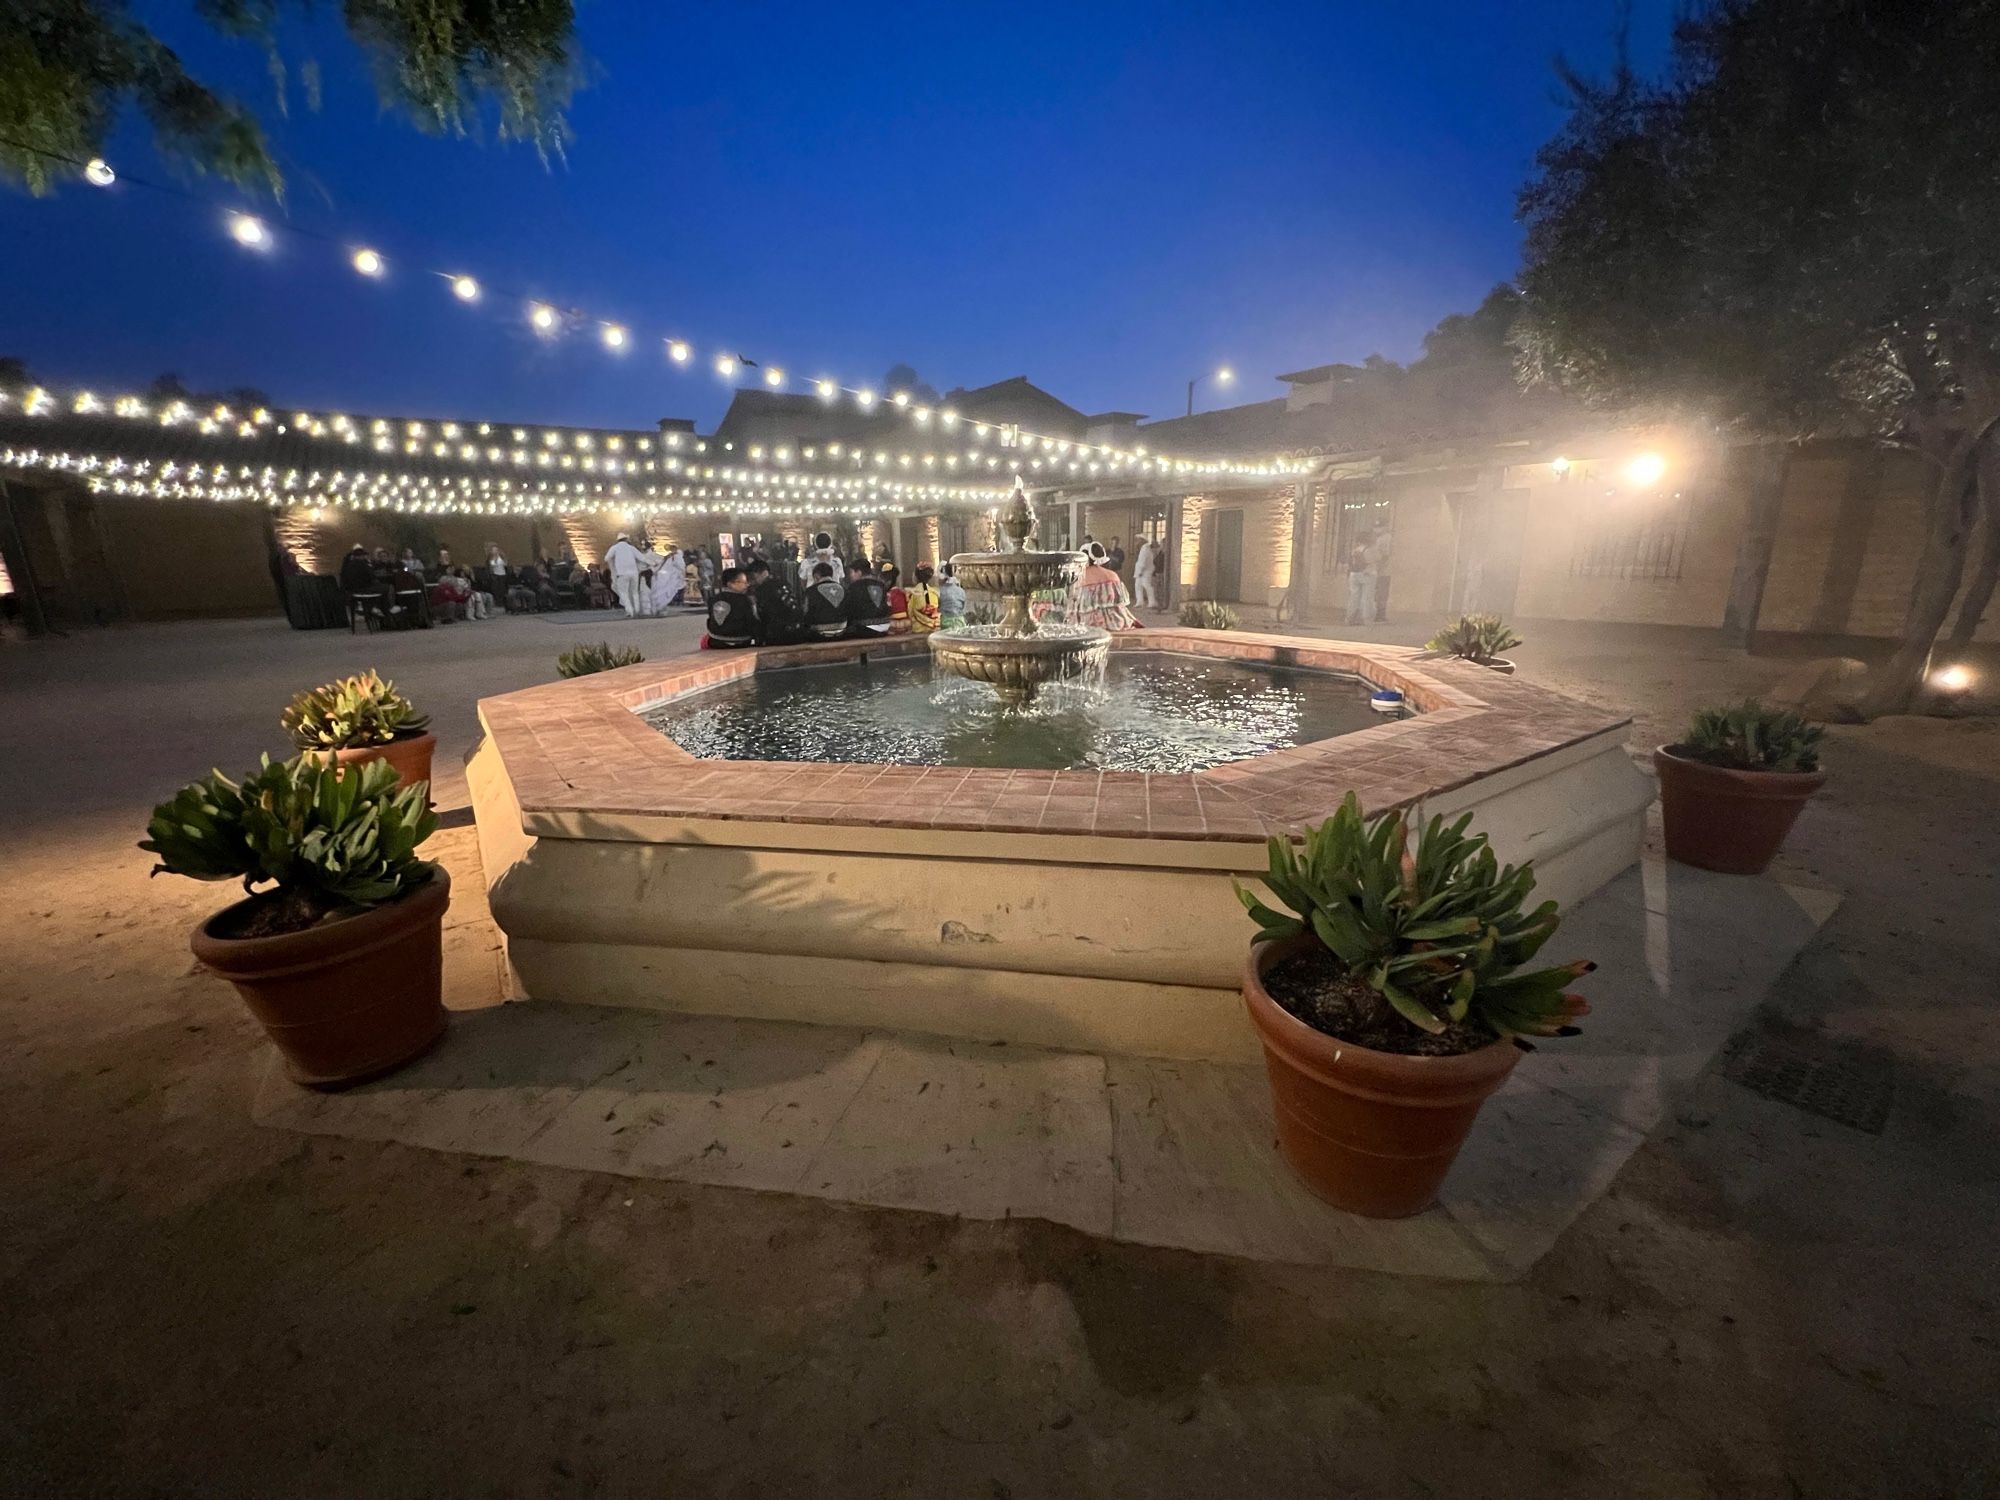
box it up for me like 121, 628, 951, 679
1, 611, 1995, 1498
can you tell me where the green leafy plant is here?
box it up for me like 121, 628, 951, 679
1235, 793, 1592, 1044
1178, 599, 1241, 630
557, 641, 645, 678
141, 755, 437, 932
281, 670, 429, 750
1425, 613, 1523, 664
1677, 700, 1824, 773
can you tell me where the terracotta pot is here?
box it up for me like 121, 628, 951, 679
191, 866, 450, 1088
1242, 935, 1518, 1218
305, 731, 436, 792
1654, 745, 1824, 875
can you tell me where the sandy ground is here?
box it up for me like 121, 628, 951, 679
0, 609, 1995, 1498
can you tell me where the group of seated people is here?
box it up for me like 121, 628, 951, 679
335, 541, 612, 627
699, 533, 984, 649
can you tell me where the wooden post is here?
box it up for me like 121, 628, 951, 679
1719, 443, 1792, 649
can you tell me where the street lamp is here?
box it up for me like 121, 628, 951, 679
1187, 366, 1234, 417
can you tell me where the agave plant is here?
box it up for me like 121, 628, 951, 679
1679, 700, 1823, 772
1178, 599, 1241, 630
141, 755, 437, 928
281, 670, 429, 750
1235, 792, 1592, 1042
557, 641, 646, 678
1425, 613, 1523, 664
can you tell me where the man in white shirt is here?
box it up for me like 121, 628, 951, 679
1133, 537, 1159, 610
604, 532, 643, 618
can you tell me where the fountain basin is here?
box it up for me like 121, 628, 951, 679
468, 631, 1654, 1063
927, 622, 1109, 705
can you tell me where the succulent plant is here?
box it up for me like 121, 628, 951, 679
1425, 613, 1523, 664
141, 755, 438, 926
1678, 700, 1824, 772
557, 641, 646, 678
1178, 599, 1241, 630
281, 670, 429, 750
1236, 792, 1593, 1043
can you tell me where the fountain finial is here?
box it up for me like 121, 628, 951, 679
999, 475, 1037, 553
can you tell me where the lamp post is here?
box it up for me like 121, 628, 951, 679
1186, 366, 1234, 418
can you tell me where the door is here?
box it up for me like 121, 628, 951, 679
1197, 508, 1244, 602
1448, 490, 1527, 614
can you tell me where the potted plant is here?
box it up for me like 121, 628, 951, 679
1235, 793, 1594, 1218
282, 669, 434, 789
1177, 599, 1241, 630
1654, 700, 1825, 874
557, 641, 646, 677
1425, 613, 1523, 673
141, 755, 450, 1088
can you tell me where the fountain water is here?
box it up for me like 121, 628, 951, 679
928, 476, 1110, 705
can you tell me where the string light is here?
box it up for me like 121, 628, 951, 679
529, 302, 558, 333
84, 158, 116, 188
763, 367, 784, 388
816, 379, 837, 399
667, 340, 691, 363
715, 354, 738, 377
229, 214, 269, 249
451, 274, 480, 302
351, 248, 384, 277
601, 323, 628, 350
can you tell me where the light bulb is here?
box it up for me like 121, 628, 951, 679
1550, 455, 1571, 475
816, 379, 837, 399
1623, 452, 1666, 487
602, 324, 628, 350
667, 340, 691, 363
529, 302, 557, 332
230, 214, 269, 248
449, 275, 481, 302
716, 354, 738, 377
84, 158, 116, 188
856, 389, 876, 408
1216, 366, 1234, 383
1931, 663, 1975, 693
892, 390, 911, 407
764, 367, 784, 387
351, 247, 384, 277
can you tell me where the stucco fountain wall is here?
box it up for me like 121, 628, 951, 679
468, 630, 1652, 1064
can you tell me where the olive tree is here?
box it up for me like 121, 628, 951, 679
1517, 0, 2000, 712
1, 0, 581, 197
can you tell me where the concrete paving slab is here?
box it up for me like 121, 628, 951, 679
254, 861, 1837, 1282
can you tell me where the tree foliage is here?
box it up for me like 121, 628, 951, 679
0, 0, 582, 196
1517, 0, 2000, 710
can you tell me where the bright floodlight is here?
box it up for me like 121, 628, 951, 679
84, 158, 116, 188
451, 275, 480, 301
351, 248, 384, 277
1624, 451, 1666, 487
1932, 663, 1975, 693
230, 213, 269, 248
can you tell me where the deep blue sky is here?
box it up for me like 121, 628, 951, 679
0, 1, 1669, 430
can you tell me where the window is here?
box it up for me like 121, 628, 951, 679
1569, 492, 1692, 581
1317, 481, 1390, 574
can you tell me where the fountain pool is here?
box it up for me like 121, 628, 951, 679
642, 651, 1401, 772
468, 629, 1654, 1063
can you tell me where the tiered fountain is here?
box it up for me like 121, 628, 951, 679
928, 476, 1110, 705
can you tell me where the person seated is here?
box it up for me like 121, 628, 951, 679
802, 562, 847, 640
747, 559, 805, 645
339, 544, 388, 623
455, 565, 494, 620
582, 562, 614, 610
1070, 542, 1140, 631
843, 558, 892, 637
936, 562, 967, 630
508, 562, 559, 613
907, 564, 942, 634
704, 567, 757, 647
432, 546, 454, 582
429, 568, 470, 622
881, 563, 910, 633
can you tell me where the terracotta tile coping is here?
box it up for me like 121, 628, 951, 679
477, 629, 1629, 846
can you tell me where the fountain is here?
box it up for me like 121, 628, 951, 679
928, 476, 1110, 705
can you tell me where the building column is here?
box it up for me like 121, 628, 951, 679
1165, 495, 1184, 610
1287, 476, 1318, 621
